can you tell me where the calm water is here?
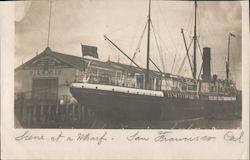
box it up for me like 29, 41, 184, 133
15, 117, 241, 129
121, 118, 242, 129
83, 116, 241, 129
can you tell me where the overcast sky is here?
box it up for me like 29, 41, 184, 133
15, 0, 242, 88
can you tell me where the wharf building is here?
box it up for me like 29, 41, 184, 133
14, 47, 148, 128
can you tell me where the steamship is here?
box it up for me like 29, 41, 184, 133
70, 0, 239, 122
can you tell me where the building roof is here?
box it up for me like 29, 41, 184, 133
16, 47, 144, 73
15, 47, 108, 71
15, 47, 189, 79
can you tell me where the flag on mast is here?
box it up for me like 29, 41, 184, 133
229, 32, 236, 37
81, 44, 99, 58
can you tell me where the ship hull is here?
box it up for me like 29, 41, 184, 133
70, 87, 164, 121
70, 83, 238, 122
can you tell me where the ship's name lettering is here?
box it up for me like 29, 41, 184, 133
154, 131, 216, 142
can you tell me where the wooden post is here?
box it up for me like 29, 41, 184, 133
20, 100, 23, 117
79, 104, 82, 122
55, 103, 59, 122
82, 105, 86, 122
28, 106, 32, 127
115, 71, 117, 85
83, 105, 88, 121
48, 103, 52, 121
44, 105, 48, 122
33, 105, 37, 127
72, 104, 75, 120
41, 103, 44, 122
23, 105, 27, 127
75, 105, 78, 121
65, 104, 69, 126
19, 101, 24, 124
53, 104, 56, 121
36, 104, 40, 123
72, 104, 75, 115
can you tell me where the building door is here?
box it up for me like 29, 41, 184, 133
32, 77, 58, 102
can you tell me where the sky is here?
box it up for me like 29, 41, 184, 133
15, 0, 242, 89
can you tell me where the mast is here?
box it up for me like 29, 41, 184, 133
193, 0, 197, 79
226, 33, 230, 80
226, 32, 235, 80
47, 0, 52, 47
145, 0, 151, 89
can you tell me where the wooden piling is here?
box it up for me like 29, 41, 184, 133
41, 103, 44, 122
48, 103, 52, 121
72, 104, 75, 119
83, 105, 88, 121
28, 106, 32, 127
79, 104, 82, 122
33, 104, 37, 127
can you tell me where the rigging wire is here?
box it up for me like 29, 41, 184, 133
197, 4, 202, 46
150, 21, 166, 72
188, 4, 195, 39
184, 2, 195, 33
106, 18, 147, 59
177, 2, 195, 76
197, 40, 204, 80
152, 25, 169, 72
130, 21, 148, 65
178, 39, 193, 74
229, 70, 235, 81
128, 20, 145, 57
178, 1, 206, 78
106, 20, 141, 39
195, 2, 206, 80
149, 58, 162, 73
157, 4, 183, 73
198, 4, 220, 47
152, 17, 166, 71
197, 3, 226, 76
187, 4, 195, 39
105, 39, 121, 63
171, 54, 176, 74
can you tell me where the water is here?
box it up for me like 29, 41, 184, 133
85, 117, 241, 129
123, 118, 241, 129
15, 115, 241, 129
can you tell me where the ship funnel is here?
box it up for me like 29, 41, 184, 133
202, 47, 211, 82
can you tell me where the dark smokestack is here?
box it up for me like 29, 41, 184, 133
202, 47, 211, 82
